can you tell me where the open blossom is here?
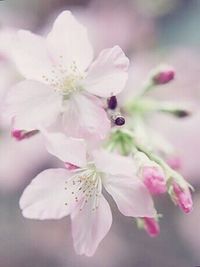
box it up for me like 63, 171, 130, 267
3, 11, 129, 140
20, 131, 155, 256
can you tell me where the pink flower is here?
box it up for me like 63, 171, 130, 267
142, 166, 167, 195
143, 217, 160, 237
172, 182, 193, 213
3, 11, 129, 141
20, 132, 156, 256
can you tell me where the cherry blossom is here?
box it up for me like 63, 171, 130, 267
20, 132, 156, 256
3, 11, 129, 141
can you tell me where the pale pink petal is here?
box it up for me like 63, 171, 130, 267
0, 28, 17, 60
71, 192, 112, 256
103, 175, 156, 217
93, 149, 136, 176
41, 130, 87, 167
63, 93, 110, 140
11, 30, 53, 81
20, 168, 73, 219
3, 80, 62, 131
83, 46, 129, 98
47, 11, 93, 71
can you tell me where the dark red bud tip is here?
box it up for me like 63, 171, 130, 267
108, 96, 117, 110
115, 116, 125, 126
174, 110, 190, 118
12, 129, 39, 141
153, 70, 175, 85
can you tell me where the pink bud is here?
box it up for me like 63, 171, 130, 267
172, 182, 193, 213
12, 129, 39, 141
153, 70, 175, 85
143, 217, 160, 237
64, 162, 79, 171
142, 166, 167, 195
166, 156, 181, 170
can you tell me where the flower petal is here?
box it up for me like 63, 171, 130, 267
47, 11, 93, 71
63, 93, 110, 140
41, 130, 87, 167
93, 149, 136, 176
71, 192, 112, 256
20, 168, 73, 219
103, 175, 156, 217
11, 30, 53, 82
3, 80, 62, 131
83, 46, 129, 98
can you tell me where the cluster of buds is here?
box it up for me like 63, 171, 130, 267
108, 126, 193, 237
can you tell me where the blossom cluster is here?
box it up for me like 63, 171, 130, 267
0, 11, 193, 256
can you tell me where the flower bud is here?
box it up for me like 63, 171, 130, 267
143, 217, 160, 237
152, 65, 175, 85
166, 156, 181, 170
107, 96, 117, 110
134, 152, 166, 195
12, 129, 39, 141
142, 166, 167, 195
115, 116, 125, 126
173, 109, 191, 118
171, 182, 193, 213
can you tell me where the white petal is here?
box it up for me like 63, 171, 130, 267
20, 168, 73, 219
71, 192, 112, 256
93, 149, 136, 176
3, 80, 62, 131
47, 11, 93, 71
103, 175, 156, 217
11, 30, 53, 82
63, 93, 110, 140
41, 130, 87, 167
83, 46, 129, 98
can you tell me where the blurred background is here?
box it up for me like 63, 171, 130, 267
0, 0, 200, 266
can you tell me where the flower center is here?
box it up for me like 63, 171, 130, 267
42, 60, 85, 97
64, 169, 102, 212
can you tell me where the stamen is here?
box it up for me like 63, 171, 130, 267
64, 169, 101, 212
41, 60, 84, 97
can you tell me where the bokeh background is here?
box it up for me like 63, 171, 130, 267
0, 0, 200, 266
